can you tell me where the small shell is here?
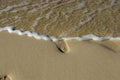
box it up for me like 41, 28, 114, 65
55, 39, 70, 53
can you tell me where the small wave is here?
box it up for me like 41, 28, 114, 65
0, 26, 120, 41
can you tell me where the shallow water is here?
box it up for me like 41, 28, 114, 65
0, 0, 120, 37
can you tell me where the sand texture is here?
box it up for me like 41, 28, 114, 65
1, 0, 120, 80
0, 0, 120, 37
0, 32, 120, 80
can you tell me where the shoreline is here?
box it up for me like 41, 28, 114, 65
1, 26, 120, 42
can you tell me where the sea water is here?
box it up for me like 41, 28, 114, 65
0, 0, 120, 39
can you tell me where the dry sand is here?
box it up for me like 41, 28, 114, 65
0, 31, 120, 80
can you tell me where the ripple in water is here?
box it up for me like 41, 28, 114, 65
0, 0, 120, 37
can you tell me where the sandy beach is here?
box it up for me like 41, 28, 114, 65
0, 0, 120, 80
0, 31, 120, 80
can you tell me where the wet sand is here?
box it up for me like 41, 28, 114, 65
0, 0, 120, 37
0, 31, 120, 80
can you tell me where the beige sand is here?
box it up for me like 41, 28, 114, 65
0, 31, 120, 80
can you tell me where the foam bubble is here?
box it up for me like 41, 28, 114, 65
0, 26, 120, 41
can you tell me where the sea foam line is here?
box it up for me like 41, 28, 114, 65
0, 26, 120, 41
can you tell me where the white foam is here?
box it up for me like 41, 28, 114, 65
0, 26, 120, 41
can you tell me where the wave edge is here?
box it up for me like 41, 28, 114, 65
0, 26, 120, 41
